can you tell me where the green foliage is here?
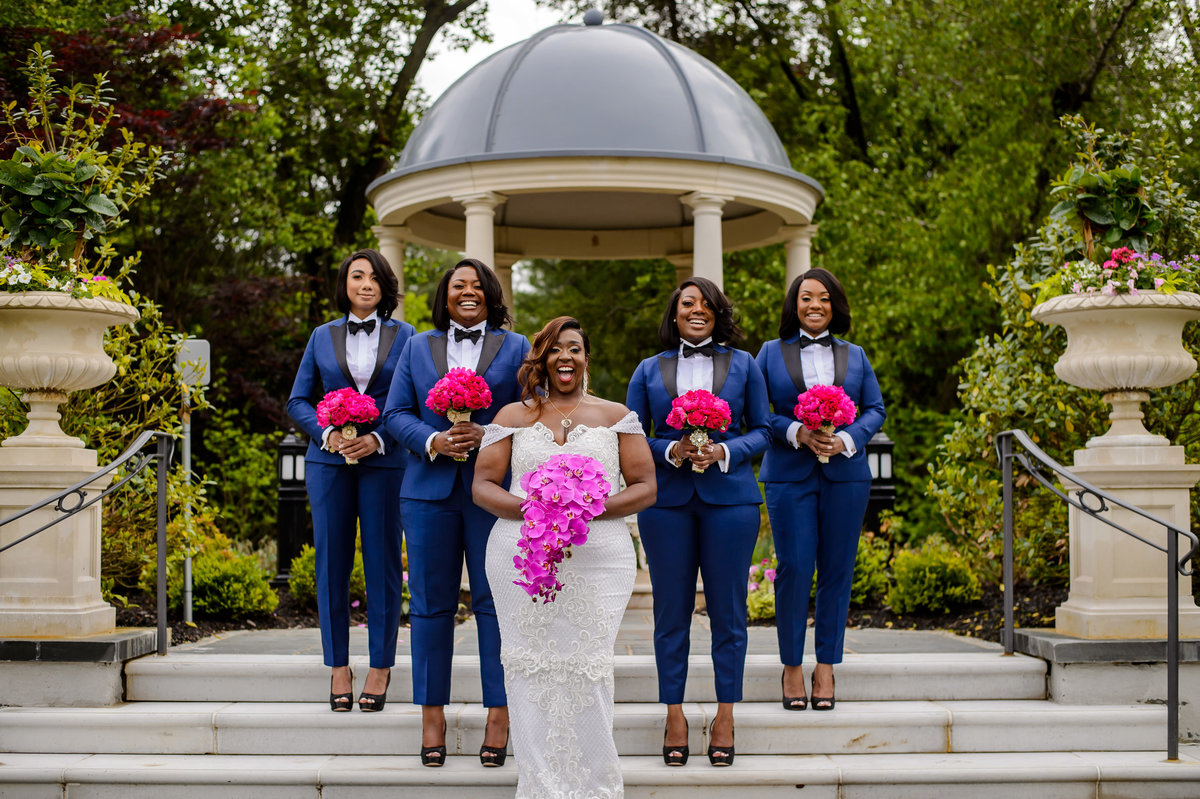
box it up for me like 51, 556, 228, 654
1049, 117, 1163, 257
201, 401, 280, 546
928, 124, 1200, 585
851, 533, 892, 608
0, 45, 163, 267
287, 542, 366, 612
143, 533, 279, 620
746, 556, 777, 621
886, 537, 982, 614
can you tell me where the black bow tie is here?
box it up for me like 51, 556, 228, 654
797, 336, 832, 349
347, 319, 376, 336
453, 327, 482, 344
682, 343, 715, 358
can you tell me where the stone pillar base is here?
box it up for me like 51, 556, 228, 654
0, 446, 115, 638
1057, 443, 1200, 639
1056, 596, 1200, 639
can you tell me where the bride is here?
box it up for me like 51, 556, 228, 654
474, 316, 656, 798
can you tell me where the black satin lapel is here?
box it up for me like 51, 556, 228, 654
475, 329, 503, 377
833, 339, 849, 387
366, 323, 398, 391
712, 349, 732, 395
330, 324, 355, 387
657, 354, 679, 398
429, 333, 449, 377
781, 339, 807, 393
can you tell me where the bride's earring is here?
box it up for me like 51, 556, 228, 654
582, 369, 590, 395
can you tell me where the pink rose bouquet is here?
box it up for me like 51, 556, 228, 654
665, 389, 732, 473
513, 453, 612, 603
316, 387, 380, 465
426, 367, 492, 461
794, 384, 857, 463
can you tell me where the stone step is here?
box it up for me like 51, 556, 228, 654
125, 651, 1048, 704
2, 750, 1198, 798
0, 700, 1165, 756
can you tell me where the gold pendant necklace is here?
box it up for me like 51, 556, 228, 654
548, 393, 586, 429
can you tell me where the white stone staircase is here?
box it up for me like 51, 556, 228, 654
3, 644, 1199, 797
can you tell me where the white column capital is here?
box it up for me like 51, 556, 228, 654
781, 223, 819, 244
453, 191, 507, 211
370, 224, 410, 245
680, 191, 733, 213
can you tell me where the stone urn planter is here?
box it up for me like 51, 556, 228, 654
1031, 290, 1200, 447
0, 291, 139, 448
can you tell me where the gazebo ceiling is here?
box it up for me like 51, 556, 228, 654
368, 13, 823, 261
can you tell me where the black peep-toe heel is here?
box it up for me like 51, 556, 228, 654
421, 722, 447, 767
662, 718, 689, 766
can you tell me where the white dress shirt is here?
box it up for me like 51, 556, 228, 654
669, 337, 730, 472
787, 332, 855, 457
448, 321, 487, 371
425, 321, 488, 460
323, 311, 385, 454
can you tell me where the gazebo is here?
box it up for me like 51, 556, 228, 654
367, 10, 823, 318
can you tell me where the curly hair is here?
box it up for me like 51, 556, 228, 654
517, 316, 590, 405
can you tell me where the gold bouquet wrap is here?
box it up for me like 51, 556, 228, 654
447, 409, 471, 461
340, 424, 359, 465
817, 422, 834, 464
688, 428, 710, 473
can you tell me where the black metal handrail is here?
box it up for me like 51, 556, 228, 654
996, 429, 1198, 761
0, 431, 175, 654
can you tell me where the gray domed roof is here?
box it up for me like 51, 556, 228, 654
391, 19, 814, 187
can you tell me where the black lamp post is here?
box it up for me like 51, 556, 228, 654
273, 429, 311, 587
864, 431, 896, 533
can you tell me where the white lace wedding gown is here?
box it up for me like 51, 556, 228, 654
482, 411, 643, 799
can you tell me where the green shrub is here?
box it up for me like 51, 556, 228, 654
851, 532, 893, 607
288, 542, 366, 611
746, 557, 777, 621
887, 537, 982, 614
142, 533, 278, 620
202, 401, 280, 547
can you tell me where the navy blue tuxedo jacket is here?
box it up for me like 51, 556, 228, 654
754, 335, 886, 483
626, 345, 771, 507
383, 326, 530, 501
287, 316, 416, 469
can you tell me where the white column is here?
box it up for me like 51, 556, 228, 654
666, 254, 694, 287
454, 191, 506, 268
681, 192, 731, 291
783, 224, 819, 290
494, 254, 518, 324
371, 225, 408, 322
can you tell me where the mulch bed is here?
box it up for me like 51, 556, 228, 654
119, 582, 1069, 648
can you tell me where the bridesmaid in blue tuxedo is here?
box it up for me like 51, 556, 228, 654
626, 277, 771, 768
287, 248, 415, 712
382, 258, 530, 767
755, 268, 885, 712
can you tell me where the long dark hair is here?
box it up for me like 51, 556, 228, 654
657, 276, 743, 349
334, 249, 400, 319
518, 316, 590, 405
430, 258, 512, 330
779, 268, 851, 338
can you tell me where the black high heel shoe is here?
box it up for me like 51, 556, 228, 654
781, 669, 808, 711
812, 672, 836, 711
421, 721, 447, 768
479, 727, 510, 767
329, 668, 353, 712
662, 717, 689, 766
707, 719, 735, 767
358, 670, 391, 712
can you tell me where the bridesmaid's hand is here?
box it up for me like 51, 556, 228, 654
331, 431, 379, 460
675, 436, 720, 471
433, 421, 483, 459
797, 427, 842, 458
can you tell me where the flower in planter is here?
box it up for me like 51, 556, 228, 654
0, 45, 163, 302
1035, 247, 1200, 303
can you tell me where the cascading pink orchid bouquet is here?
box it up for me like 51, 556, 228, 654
316, 387, 380, 465
513, 453, 612, 603
794, 384, 857, 464
665, 389, 732, 473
